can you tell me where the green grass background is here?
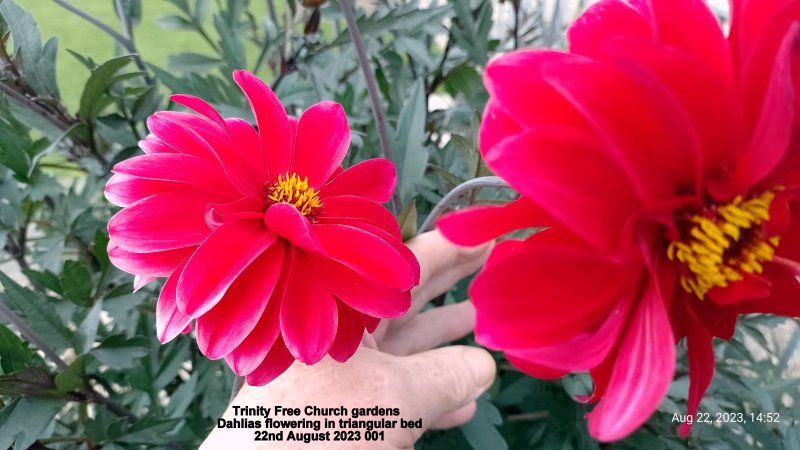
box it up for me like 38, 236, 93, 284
17, 0, 268, 109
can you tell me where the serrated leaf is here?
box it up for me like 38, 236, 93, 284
75, 300, 103, 354
60, 260, 93, 306
0, 0, 59, 98
92, 335, 150, 369
0, 397, 64, 450
0, 271, 71, 348
157, 14, 193, 30
54, 354, 86, 393
392, 79, 428, 203
79, 55, 134, 121
461, 396, 507, 450
0, 324, 39, 374
168, 52, 221, 74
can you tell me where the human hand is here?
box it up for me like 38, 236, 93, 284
201, 230, 495, 449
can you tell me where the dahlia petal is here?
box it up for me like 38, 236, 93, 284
479, 99, 525, 154
707, 273, 771, 305
505, 354, 568, 380
176, 219, 277, 317
226, 247, 294, 376
587, 280, 675, 442
133, 275, 154, 292
348, 223, 420, 283
205, 196, 266, 230
108, 192, 212, 252
437, 198, 547, 247
328, 301, 365, 363
280, 252, 338, 364
139, 135, 175, 154
157, 259, 192, 343
245, 335, 295, 386
112, 153, 234, 192
293, 101, 351, 187
483, 50, 587, 130
264, 203, 323, 252
733, 24, 799, 188
149, 111, 263, 197
737, 263, 800, 316
316, 195, 401, 238
635, 0, 732, 84
321, 159, 397, 203
471, 238, 633, 348
504, 297, 632, 373
196, 242, 284, 360
225, 117, 264, 180
233, 70, 292, 180
485, 128, 640, 251
108, 244, 193, 278
600, 37, 744, 172
542, 59, 699, 201
105, 174, 191, 207
567, 0, 651, 57
170, 94, 227, 128
309, 252, 411, 319
678, 306, 715, 437
313, 224, 416, 290
363, 315, 380, 334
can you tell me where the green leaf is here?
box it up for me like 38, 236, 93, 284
392, 79, 428, 203
397, 199, 417, 242
0, 271, 71, 348
214, 14, 246, 71
461, 396, 507, 450
0, 0, 59, 98
60, 260, 93, 306
131, 86, 163, 122
75, 300, 103, 354
0, 397, 64, 450
157, 14, 194, 30
168, 52, 221, 74
0, 324, 40, 374
92, 335, 151, 369
54, 354, 86, 393
0, 366, 59, 397
93, 230, 111, 271
79, 55, 134, 121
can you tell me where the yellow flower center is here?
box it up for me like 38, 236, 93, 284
667, 190, 780, 300
267, 172, 322, 216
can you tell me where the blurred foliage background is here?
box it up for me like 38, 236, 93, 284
0, 0, 798, 449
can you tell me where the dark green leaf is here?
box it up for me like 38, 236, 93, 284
0, 397, 64, 450
397, 199, 417, 242
0, 271, 71, 348
75, 300, 103, 354
0, 324, 40, 374
392, 79, 428, 203
461, 396, 507, 450
0, 0, 59, 97
54, 354, 86, 393
92, 335, 151, 369
60, 260, 93, 306
79, 55, 134, 121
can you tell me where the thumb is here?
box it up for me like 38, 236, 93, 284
398, 345, 496, 424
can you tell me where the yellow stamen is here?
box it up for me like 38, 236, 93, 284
267, 172, 322, 216
667, 190, 780, 300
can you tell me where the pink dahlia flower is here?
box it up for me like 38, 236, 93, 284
106, 70, 419, 386
439, 0, 800, 442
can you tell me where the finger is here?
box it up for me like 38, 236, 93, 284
429, 402, 477, 429
380, 301, 475, 355
401, 230, 493, 321
398, 346, 496, 424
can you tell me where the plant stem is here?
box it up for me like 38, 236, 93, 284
338, 0, 400, 214
53, 0, 152, 84
0, 302, 67, 369
419, 176, 509, 233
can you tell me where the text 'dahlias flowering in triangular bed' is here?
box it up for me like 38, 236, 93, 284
438, 0, 800, 442
105, 70, 419, 386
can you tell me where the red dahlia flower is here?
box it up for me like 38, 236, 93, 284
105, 70, 419, 386
439, 0, 800, 441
